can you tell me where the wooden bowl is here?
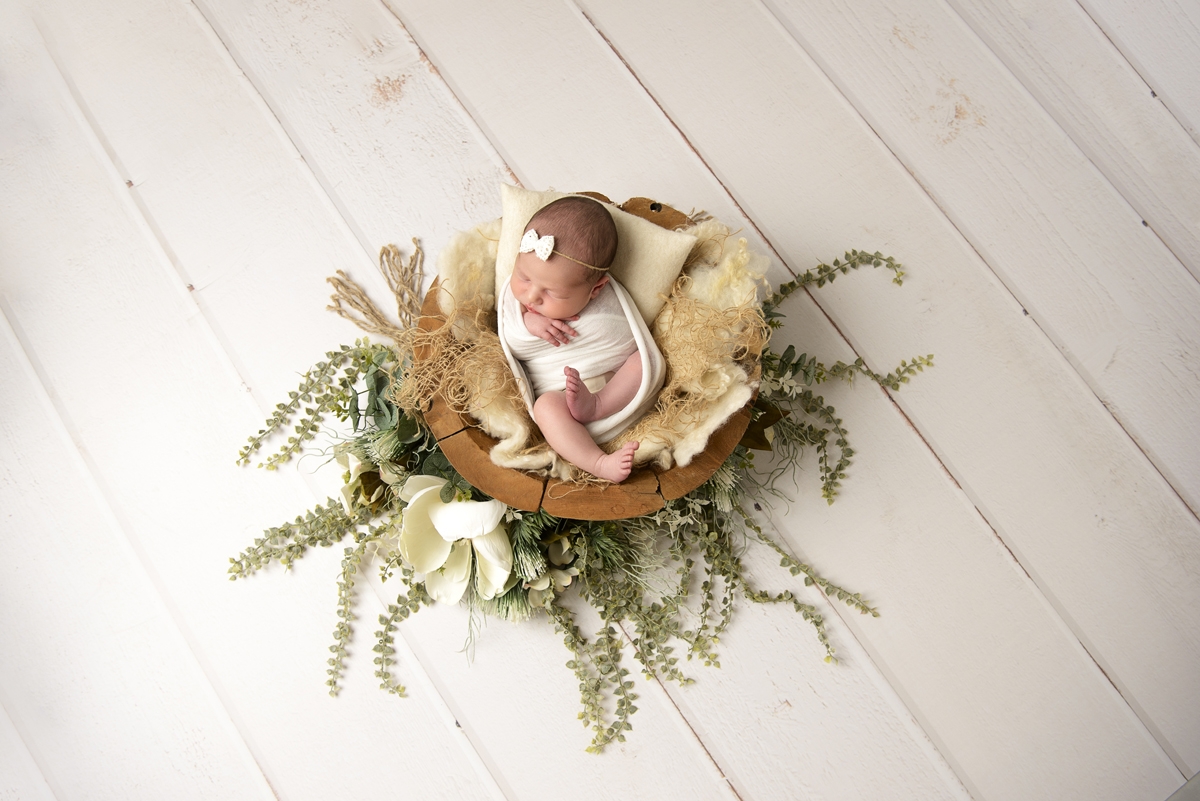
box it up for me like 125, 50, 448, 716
416, 196, 754, 520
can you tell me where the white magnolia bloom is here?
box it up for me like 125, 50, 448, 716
398, 475, 514, 604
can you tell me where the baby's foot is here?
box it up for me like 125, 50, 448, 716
591, 441, 640, 483
564, 366, 601, 422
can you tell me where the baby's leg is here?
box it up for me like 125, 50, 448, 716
564, 351, 643, 423
534, 391, 640, 483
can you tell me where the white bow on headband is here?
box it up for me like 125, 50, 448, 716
518, 227, 607, 271
519, 228, 555, 261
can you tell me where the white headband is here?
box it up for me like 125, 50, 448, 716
519, 228, 607, 271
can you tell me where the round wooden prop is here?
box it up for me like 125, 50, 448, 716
417, 196, 754, 520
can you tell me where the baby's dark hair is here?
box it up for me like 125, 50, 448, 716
525, 196, 618, 277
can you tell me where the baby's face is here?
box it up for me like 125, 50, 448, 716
511, 250, 606, 320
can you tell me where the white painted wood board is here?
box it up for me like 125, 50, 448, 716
758, 0, 1200, 518
0, 9, 502, 799
37, 0, 979, 797
0, 702, 57, 801
571, 0, 1200, 776
181, 2, 983, 798
3, 0, 1198, 799
377, 1, 1187, 798
760, 304, 1183, 801
15, 0, 756, 797
0, 315, 274, 801
945, 0, 1200, 281
1079, 0, 1200, 144
189, 0, 512, 278
380, 0, 787, 260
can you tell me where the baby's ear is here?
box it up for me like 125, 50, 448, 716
589, 274, 610, 298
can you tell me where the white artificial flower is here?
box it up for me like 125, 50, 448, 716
336, 449, 386, 514
525, 567, 579, 608
398, 475, 513, 604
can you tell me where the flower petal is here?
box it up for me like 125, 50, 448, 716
425, 541, 471, 604
346, 452, 370, 481
472, 526, 514, 600
400, 474, 446, 503
378, 462, 405, 486
547, 536, 573, 566
548, 568, 577, 590
428, 498, 506, 541
399, 487, 453, 572
526, 575, 551, 591
339, 482, 358, 515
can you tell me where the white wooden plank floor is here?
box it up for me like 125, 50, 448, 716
1, 1, 1197, 799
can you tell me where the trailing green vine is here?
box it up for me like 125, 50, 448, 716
230, 246, 930, 752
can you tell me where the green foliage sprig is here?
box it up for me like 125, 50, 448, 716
328, 535, 376, 696
236, 340, 394, 470
756, 341, 933, 503
232, 246, 928, 751
548, 604, 638, 753
227, 499, 358, 579
762, 251, 905, 324
374, 567, 431, 697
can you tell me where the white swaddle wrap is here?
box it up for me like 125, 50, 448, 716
498, 277, 666, 444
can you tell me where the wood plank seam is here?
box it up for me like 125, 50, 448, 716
0, 674, 62, 801
614, 621, 747, 801
32, 15, 264, 402
566, 5, 993, 791
1073, 0, 1200, 149
749, 0, 1200, 531
743, 0, 1198, 773
28, 17, 508, 797
0, 301, 282, 801
179, 1, 731, 786
573, 4, 778, 254
940, 0, 1200, 285
579, 0, 1193, 783
374, 0, 520, 187
928, 430, 1189, 784
750, 510, 986, 797
73, 3, 514, 785
573, 0, 988, 515
359, 5, 807, 789
187, 0, 385, 267
2, 27, 289, 791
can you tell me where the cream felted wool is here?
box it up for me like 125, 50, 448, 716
495, 184, 696, 325
434, 218, 502, 318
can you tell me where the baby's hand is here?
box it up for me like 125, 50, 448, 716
523, 310, 579, 346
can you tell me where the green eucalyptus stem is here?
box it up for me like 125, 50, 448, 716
228, 498, 358, 579
374, 577, 431, 696
738, 503, 878, 619
547, 603, 607, 744
231, 242, 931, 751
237, 340, 395, 471
826, 354, 935, 391
327, 535, 378, 696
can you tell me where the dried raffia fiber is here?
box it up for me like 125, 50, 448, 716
327, 240, 424, 340
390, 295, 526, 421
609, 278, 768, 456
333, 221, 769, 477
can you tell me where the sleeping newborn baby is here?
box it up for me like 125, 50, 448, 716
498, 196, 662, 482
